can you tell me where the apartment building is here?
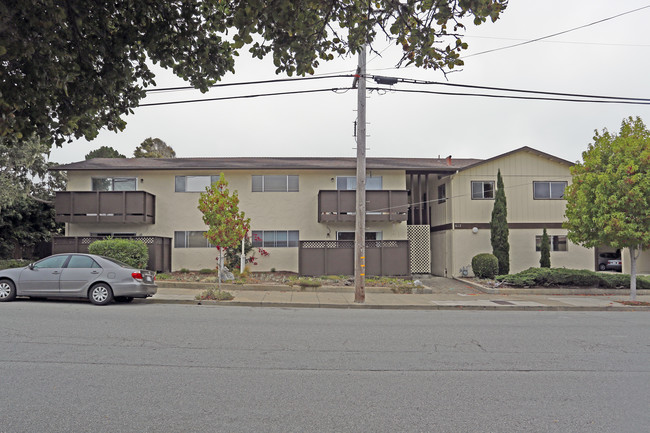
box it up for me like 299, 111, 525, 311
51, 146, 647, 276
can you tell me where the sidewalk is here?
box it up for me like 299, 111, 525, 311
147, 282, 650, 311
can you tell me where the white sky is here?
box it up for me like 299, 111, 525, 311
49, 1, 650, 164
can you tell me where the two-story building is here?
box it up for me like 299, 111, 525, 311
51, 146, 649, 276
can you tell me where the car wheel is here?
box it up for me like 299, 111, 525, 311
114, 296, 134, 303
599, 264, 606, 271
0, 279, 16, 302
88, 283, 113, 306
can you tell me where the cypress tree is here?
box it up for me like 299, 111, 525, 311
490, 169, 510, 274
540, 228, 551, 268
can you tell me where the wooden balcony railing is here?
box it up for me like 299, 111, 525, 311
55, 191, 155, 224
318, 190, 408, 223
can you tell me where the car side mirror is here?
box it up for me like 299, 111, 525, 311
28, 263, 35, 270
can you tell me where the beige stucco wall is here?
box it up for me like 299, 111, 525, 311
622, 249, 650, 275
65, 169, 408, 272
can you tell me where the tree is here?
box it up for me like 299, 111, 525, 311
0, 135, 65, 212
134, 138, 176, 158
85, 146, 126, 160
1, 1, 508, 147
540, 228, 551, 268
490, 169, 510, 275
198, 173, 250, 287
564, 116, 650, 300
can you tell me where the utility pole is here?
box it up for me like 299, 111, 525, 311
354, 45, 367, 303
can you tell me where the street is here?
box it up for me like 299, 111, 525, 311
1, 301, 649, 432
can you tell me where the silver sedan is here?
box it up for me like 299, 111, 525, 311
0, 253, 157, 305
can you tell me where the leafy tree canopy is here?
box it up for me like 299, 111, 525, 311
565, 116, 650, 250
134, 137, 176, 158
564, 116, 650, 299
1, 0, 508, 147
85, 145, 126, 160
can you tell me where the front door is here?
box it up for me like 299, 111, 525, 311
19, 255, 69, 295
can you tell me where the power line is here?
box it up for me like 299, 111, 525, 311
464, 35, 650, 48
369, 75, 650, 102
463, 4, 650, 59
145, 75, 354, 93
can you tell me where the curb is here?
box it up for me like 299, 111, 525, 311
144, 298, 650, 311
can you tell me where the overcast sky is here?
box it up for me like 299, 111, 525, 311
49, 1, 650, 165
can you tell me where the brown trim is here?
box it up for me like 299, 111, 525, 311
431, 222, 565, 232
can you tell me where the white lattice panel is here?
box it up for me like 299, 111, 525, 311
408, 225, 431, 273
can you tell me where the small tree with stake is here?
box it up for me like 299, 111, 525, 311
198, 173, 250, 289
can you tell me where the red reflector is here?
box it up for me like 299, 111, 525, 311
131, 272, 143, 280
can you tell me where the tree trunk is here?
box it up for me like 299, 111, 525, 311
629, 246, 638, 301
219, 248, 223, 290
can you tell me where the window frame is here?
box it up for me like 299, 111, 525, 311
533, 181, 568, 200
336, 176, 383, 191
535, 235, 568, 252
91, 177, 137, 191
251, 230, 299, 247
251, 175, 299, 192
174, 231, 214, 248
471, 181, 495, 200
175, 175, 219, 193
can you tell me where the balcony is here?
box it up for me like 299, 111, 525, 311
318, 190, 408, 223
55, 191, 156, 224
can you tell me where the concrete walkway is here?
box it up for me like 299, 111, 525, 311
148, 278, 650, 311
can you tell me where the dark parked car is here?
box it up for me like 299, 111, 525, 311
0, 253, 157, 305
598, 252, 621, 271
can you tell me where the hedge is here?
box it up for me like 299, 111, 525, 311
88, 238, 148, 269
472, 253, 499, 279
495, 267, 650, 289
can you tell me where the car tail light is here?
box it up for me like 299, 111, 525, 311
131, 272, 143, 281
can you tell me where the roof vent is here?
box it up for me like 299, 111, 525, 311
446, 155, 452, 166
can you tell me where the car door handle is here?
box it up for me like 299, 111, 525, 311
91, 271, 100, 274
52, 271, 60, 274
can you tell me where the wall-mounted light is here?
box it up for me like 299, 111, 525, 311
472, 227, 479, 234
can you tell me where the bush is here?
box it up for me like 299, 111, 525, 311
88, 238, 148, 268
179, 268, 190, 273
199, 268, 216, 274
496, 267, 650, 289
195, 288, 234, 301
0, 259, 31, 270
471, 253, 499, 279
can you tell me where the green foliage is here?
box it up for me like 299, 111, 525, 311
471, 253, 499, 279
198, 173, 250, 251
179, 268, 190, 274
133, 138, 176, 158
490, 169, 510, 274
85, 146, 126, 160
0, 259, 31, 270
565, 116, 650, 251
155, 273, 172, 280
496, 267, 650, 289
540, 229, 551, 268
196, 288, 234, 301
289, 278, 322, 288
1, 1, 507, 147
199, 268, 216, 274
88, 238, 148, 269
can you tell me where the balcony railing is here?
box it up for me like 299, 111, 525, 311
55, 191, 156, 224
318, 190, 408, 223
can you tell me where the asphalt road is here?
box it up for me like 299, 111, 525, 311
1, 300, 649, 433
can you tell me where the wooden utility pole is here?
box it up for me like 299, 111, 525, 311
354, 45, 367, 303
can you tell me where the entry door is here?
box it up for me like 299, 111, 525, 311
19, 255, 70, 295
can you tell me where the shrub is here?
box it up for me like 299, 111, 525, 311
199, 268, 216, 274
88, 238, 148, 268
496, 268, 650, 289
196, 287, 234, 301
179, 268, 190, 273
0, 259, 31, 270
471, 253, 499, 279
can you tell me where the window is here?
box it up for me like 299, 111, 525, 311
336, 176, 382, 190
535, 235, 568, 251
175, 176, 219, 192
67, 255, 100, 269
34, 255, 69, 269
437, 184, 447, 204
90, 232, 136, 238
336, 231, 383, 241
174, 231, 214, 248
533, 181, 567, 199
92, 177, 137, 191
251, 230, 299, 247
252, 175, 299, 192
471, 181, 494, 199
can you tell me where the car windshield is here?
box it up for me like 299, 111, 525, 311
100, 256, 135, 269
